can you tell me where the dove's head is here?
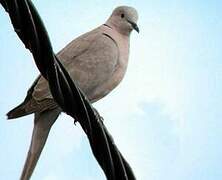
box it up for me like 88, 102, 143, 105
106, 6, 139, 35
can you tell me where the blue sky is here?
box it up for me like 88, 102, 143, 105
0, 0, 222, 179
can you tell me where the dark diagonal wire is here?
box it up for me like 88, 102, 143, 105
0, 1, 136, 179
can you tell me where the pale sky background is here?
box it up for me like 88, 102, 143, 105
0, 0, 222, 180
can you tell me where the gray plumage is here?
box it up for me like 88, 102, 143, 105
7, 6, 139, 180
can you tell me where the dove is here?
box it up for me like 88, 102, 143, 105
7, 6, 139, 180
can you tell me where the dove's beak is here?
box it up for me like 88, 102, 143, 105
128, 20, 139, 33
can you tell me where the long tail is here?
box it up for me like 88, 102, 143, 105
20, 108, 61, 180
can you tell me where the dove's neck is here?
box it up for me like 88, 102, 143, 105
105, 19, 131, 36
101, 23, 130, 61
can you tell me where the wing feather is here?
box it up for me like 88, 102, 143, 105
28, 26, 119, 112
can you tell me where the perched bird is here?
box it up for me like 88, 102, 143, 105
7, 6, 139, 180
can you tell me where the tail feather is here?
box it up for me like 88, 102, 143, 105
20, 108, 61, 180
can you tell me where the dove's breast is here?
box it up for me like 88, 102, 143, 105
88, 25, 130, 102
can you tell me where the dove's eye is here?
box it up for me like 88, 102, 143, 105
121, 14, 125, 18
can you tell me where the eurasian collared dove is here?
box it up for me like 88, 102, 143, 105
7, 6, 139, 180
